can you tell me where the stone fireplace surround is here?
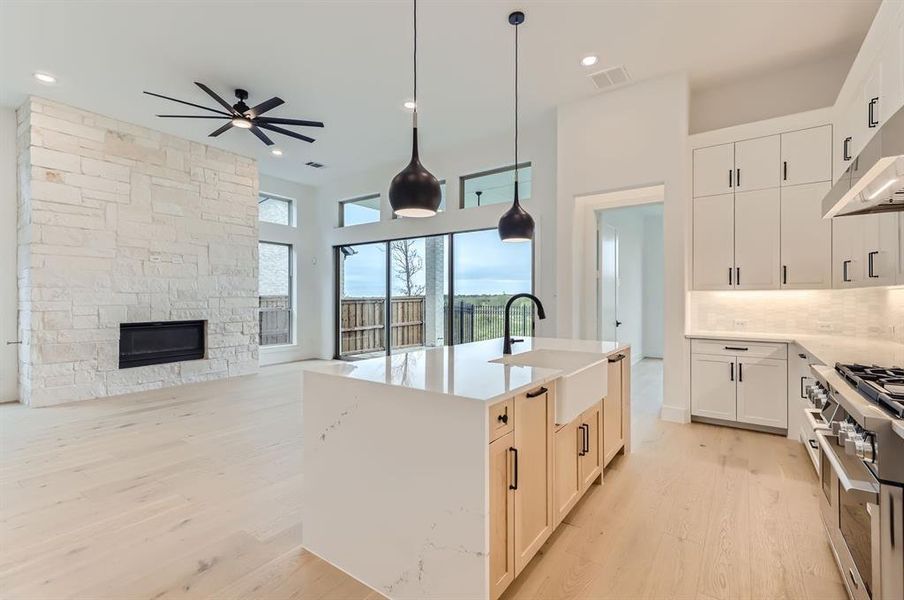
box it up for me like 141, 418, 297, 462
16, 97, 260, 406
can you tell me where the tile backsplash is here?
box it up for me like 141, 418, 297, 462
688, 286, 904, 343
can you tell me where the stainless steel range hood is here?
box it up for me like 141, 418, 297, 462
823, 104, 904, 218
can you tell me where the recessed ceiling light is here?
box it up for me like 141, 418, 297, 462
271, 149, 283, 157
580, 55, 598, 67
34, 72, 57, 84
403, 100, 416, 110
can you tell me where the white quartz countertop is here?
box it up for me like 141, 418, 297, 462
305, 337, 628, 403
685, 330, 904, 367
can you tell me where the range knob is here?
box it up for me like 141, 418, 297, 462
855, 437, 876, 462
845, 433, 862, 456
836, 422, 856, 444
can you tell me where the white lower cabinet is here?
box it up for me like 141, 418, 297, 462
691, 340, 788, 431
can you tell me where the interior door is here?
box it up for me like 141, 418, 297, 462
513, 386, 553, 575
861, 213, 900, 287
599, 223, 618, 341
691, 354, 737, 421
780, 182, 832, 289
553, 421, 581, 527
693, 194, 735, 290
734, 188, 781, 289
488, 432, 515, 600
693, 143, 734, 197
736, 357, 788, 429
780, 126, 833, 186
735, 135, 780, 192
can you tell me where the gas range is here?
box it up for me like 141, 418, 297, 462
835, 363, 904, 419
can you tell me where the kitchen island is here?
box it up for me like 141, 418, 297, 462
302, 337, 630, 600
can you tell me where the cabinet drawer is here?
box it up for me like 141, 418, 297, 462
691, 339, 787, 359
489, 398, 514, 442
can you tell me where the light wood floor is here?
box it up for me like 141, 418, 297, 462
0, 358, 845, 599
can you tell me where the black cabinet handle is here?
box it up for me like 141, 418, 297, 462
729, 267, 733, 285
808, 439, 818, 450
583, 424, 590, 454
736, 267, 740, 286
736, 168, 741, 188
730, 362, 734, 382
783, 161, 788, 181
509, 447, 519, 490
782, 265, 788, 285
843, 137, 852, 161
868, 97, 879, 128
738, 362, 743, 383
800, 376, 807, 399
526, 386, 548, 398
497, 407, 509, 425
608, 353, 626, 363
890, 490, 896, 549
868, 251, 879, 278
724, 346, 748, 351
577, 425, 586, 456
728, 169, 733, 188
843, 259, 852, 282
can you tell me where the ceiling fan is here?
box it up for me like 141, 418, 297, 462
143, 82, 324, 146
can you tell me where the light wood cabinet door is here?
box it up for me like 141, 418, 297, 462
734, 188, 781, 290
488, 432, 515, 600
780, 182, 832, 289
780, 126, 833, 186
553, 421, 581, 527
693, 143, 734, 198
693, 194, 735, 290
735, 135, 780, 192
513, 385, 554, 575
833, 215, 867, 288
691, 354, 737, 421
861, 213, 900, 287
736, 357, 788, 429
604, 355, 625, 466
579, 403, 602, 491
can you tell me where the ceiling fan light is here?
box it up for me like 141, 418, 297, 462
232, 116, 253, 129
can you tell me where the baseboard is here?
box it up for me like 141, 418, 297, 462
659, 404, 690, 423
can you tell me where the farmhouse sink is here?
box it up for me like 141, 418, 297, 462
492, 349, 608, 424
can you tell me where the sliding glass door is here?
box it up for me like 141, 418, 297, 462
335, 229, 531, 359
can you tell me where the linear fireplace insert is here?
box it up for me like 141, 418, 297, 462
119, 320, 206, 369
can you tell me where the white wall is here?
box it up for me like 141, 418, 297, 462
0, 107, 17, 402
258, 174, 326, 364
642, 213, 664, 358
556, 73, 690, 421
312, 113, 558, 358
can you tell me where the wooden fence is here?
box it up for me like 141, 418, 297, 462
260, 295, 291, 345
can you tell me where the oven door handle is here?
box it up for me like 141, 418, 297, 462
815, 431, 880, 494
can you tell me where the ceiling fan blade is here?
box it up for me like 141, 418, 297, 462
208, 122, 234, 137
249, 97, 284, 118
256, 123, 316, 143
256, 117, 324, 128
156, 114, 231, 119
249, 126, 274, 146
195, 82, 238, 114
144, 91, 231, 116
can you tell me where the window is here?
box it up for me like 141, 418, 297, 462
451, 229, 533, 344
393, 180, 446, 218
334, 229, 532, 358
259, 194, 294, 226
259, 242, 293, 346
340, 194, 381, 226
461, 163, 531, 208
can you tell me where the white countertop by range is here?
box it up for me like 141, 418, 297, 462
305, 337, 628, 404
685, 330, 904, 367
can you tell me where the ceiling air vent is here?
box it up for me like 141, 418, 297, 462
589, 65, 631, 90
305, 161, 324, 168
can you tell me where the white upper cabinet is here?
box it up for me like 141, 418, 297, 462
833, 215, 867, 288
734, 189, 780, 290
780, 182, 832, 289
898, 214, 904, 285
693, 143, 734, 198
780, 126, 833, 186
693, 194, 735, 290
861, 213, 900, 287
735, 135, 780, 192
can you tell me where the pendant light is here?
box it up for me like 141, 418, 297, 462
389, 0, 442, 218
498, 10, 534, 243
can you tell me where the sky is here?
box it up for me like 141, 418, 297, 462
341, 228, 532, 298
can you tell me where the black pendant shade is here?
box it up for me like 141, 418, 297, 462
390, 0, 441, 218
498, 10, 534, 242
390, 127, 441, 217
